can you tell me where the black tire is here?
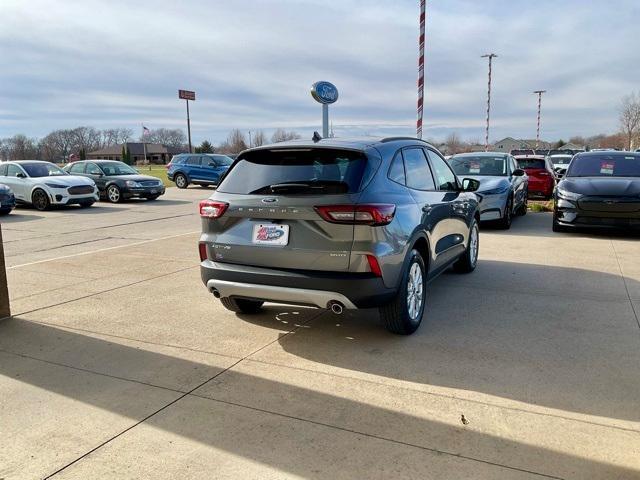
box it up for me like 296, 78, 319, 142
497, 196, 513, 229
174, 173, 188, 189
106, 184, 122, 203
32, 189, 50, 211
454, 218, 479, 273
79, 200, 94, 208
552, 215, 567, 232
220, 297, 264, 314
378, 249, 426, 335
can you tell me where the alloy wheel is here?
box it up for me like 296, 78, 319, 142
406, 262, 424, 320
107, 186, 120, 203
469, 223, 479, 266
33, 190, 48, 211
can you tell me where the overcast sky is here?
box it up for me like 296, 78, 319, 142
1, 0, 639, 144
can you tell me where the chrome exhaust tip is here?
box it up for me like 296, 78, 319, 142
328, 301, 344, 315
211, 288, 221, 298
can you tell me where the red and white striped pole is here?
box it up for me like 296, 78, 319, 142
533, 90, 546, 147
416, 0, 426, 139
481, 53, 497, 151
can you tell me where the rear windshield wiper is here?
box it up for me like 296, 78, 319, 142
250, 181, 349, 194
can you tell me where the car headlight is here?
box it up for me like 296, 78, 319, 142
45, 183, 67, 189
556, 187, 581, 201
479, 185, 509, 196
125, 180, 141, 188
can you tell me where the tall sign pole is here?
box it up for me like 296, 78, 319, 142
417, 0, 426, 139
481, 53, 497, 151
179, 89, 196, 153
311, 81, 339, 137
533, 90, 546, 147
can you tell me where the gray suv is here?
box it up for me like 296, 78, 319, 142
199, 137, 481, 334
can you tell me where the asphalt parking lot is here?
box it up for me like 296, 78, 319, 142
1, 189, 639, 479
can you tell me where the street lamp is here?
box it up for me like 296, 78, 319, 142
481, 53, 497, 151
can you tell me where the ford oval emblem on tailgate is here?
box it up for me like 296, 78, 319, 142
262, 198, 277, 203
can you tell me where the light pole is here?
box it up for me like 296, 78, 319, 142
481, 53, 497, 151
416, 0, 426, 139
533, 90, 546, 147
248, 130, 252, 148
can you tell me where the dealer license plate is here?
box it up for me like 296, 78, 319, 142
252, 224, 289, 246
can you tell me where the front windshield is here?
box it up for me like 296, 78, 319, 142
22, 162, 66, 177
449, 156, 507, 176
566, 154, 640, 177
99, 161, 138, 175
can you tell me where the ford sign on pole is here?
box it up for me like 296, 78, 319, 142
311, 81, 338, 138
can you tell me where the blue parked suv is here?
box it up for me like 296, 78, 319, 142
167, 154, 233, 189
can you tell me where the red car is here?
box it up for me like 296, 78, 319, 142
515, 155, 556, 199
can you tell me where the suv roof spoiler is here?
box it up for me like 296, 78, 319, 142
379, 137, 429, 144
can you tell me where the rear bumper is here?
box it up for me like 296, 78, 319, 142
200, 260, 397, 309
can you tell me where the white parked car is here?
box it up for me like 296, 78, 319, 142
548, 154, 573, 178
0, 160, 98, 211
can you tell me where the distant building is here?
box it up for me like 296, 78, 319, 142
493, 137, 551, 152
557, 142, 584, 152
87, 143, 184, 164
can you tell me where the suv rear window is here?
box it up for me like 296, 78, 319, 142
517, 158, 546, 169
217, 148, 369, 195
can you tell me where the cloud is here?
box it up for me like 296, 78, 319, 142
0, 0, 639, 143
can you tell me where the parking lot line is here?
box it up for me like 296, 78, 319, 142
8, 230, 200, 270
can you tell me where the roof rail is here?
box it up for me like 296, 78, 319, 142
379, 136, 429, 144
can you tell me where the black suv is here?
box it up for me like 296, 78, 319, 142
199, 137, 481, 334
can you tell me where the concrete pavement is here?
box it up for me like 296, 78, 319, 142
1, 190, 639, 479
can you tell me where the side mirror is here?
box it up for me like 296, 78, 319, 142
512, 168, 525, 177
16, 172, 26, 179
461, 178, 480, 192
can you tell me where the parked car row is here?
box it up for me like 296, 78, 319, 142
0, 159, 167, 212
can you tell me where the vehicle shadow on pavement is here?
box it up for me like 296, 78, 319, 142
0, 213, 44, 223
272, 259, 640, 424
0, 316, 637, 479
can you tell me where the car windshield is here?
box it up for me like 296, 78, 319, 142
550, 156, 572, 165
517, 158, 546, 169
22, 162, 67, 177
566, 154, 640, 177
217, 148, 368, 195
98, 162, 138, 175
449, 156, 507, 176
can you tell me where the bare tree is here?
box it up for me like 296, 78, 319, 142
271, 128, 300, 143
142, 128, 186, 148
72, 126, 102, 154
619, 92, 640, 150
444, 132, 463, 155
252, 130, 267, 147
0, 134, 39, 160
217, 129, 248, 154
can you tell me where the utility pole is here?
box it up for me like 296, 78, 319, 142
533, 90, 546, 147
481, 53, 497, 151
248, 130, 252, 148
416, 0, 426, 139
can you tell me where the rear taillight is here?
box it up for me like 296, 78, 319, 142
366, 254, 383, 277
199, 200, 228, 218
314, 204, 396, 226
198, 242, 207, 261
